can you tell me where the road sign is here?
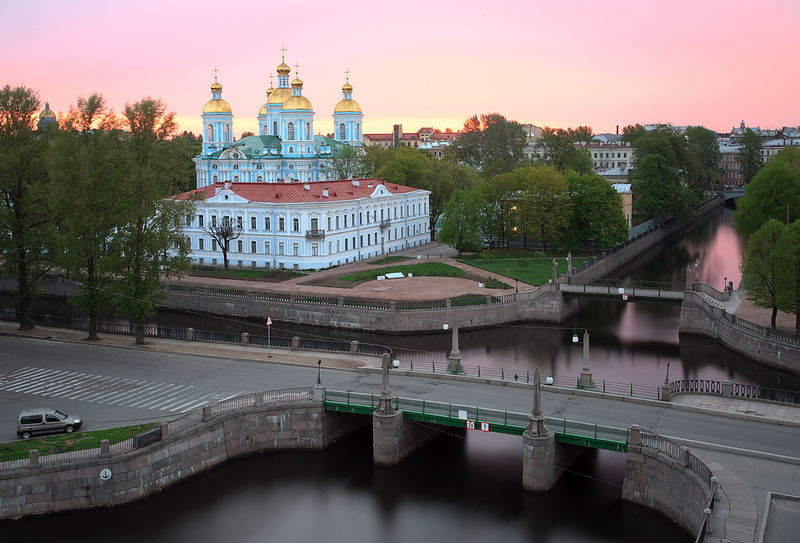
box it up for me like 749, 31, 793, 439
466, 420, 476, 430
480, 422, 490, 432
99, 468, 112, 481
266, 317, 272, 326
622, 294, 629, 301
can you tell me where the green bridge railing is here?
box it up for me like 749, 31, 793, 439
323, 389, 629, 452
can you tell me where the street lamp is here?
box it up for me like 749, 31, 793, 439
316, 359, 322, 386
572, 329, 593, 388
444, 323, 463, 374
723, 276, 727, 292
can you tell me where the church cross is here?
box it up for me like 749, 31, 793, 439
344, 68, 350, 82
280, 45, 287, 60
213, 66, 219, 81
294, 62, 300, 76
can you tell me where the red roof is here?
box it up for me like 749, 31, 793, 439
363, 134, 393, 141
173, 179, 422, 204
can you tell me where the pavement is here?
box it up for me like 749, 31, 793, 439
671, 393, 800, 425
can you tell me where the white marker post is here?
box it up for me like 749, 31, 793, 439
266, 316, 272, 358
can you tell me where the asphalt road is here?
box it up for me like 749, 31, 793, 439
1, 335, 798, 463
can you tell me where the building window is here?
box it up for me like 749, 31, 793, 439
250, 217, 257, 230
251, 240, 257, 253
311, 217, 319, 230
327, 217, 331, 230
288, 122, 295, 140
279, 242, 285, 255
198, 238, 204, 250
212, 240, 217, 251
356, 122, 360, 139
207, 124, 213, 141
292, 217, 299, 232
237, 240, 243, 252
345, 239, 349, 250
312, 243, 318, 256
293, 243, 299, 256
305, 122, 311, 139
279, 217, 285, 231
237, 216, 243, 228
288, 146, 294, 154
264, 216, 271, 230
224, 124, 230, 141
339, 123, 346, 140
212, 175, 218, 183
272, 121, 278, 135
335, 216, 340, 229
264, 241, 270, 254
198, 215, 204, 227
257, 175, 263, 182
262, 126, 268, 135
344, 215, 348, 228
211, 215, 217, 227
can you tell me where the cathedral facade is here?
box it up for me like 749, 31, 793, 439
195, 56, 364, 188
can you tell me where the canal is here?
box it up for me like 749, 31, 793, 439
0, 207, 790, 542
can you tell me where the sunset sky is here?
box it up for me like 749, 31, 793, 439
4, 0, 798, 137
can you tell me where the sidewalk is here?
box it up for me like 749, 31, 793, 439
0, 321, 381, 370
670, 393, 800, 424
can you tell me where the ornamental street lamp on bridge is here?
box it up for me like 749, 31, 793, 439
572, 330, 593, 389
443, 323, 464, 374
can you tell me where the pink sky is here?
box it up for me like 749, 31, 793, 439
4, 0, 798, 136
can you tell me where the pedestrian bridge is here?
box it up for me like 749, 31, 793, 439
558, 282, 685, 303
323, 389, 629, 452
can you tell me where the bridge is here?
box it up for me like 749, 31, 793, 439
323, 389, 629, 452
558, 281, 684, 303
721, 188, 745, 201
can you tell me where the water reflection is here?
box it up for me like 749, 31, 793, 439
1, 429, 690, 543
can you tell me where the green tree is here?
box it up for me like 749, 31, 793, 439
515, 166, 572, 251
734, 153, 800, 237
378, 148, 477, 238
685, 126, 722, 191
567, 126, 594, 144
0, 85, 54, 330
775, 220, 800, 331
620, 124, 646, 145
737, 129, 763, 184
563, 171, 628, 249
159, 131, 201, 193
112, 98, 194, 344
536, 128, 592, 173
323, 144, 366, 180
437, 189, 483, 254
630, 128, 701, 221
46, 94, 127, 340
446, 113, 526, 176
740, 219, 785, 328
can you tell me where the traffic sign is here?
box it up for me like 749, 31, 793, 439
466, 420, 476, 430
480, 422, 490, 432
266, 317, 272, 326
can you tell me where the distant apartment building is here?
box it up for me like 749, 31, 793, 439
363, 124, 460, 154
582, 142, 635, 172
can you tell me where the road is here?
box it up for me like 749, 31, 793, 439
1, 335, 798, 461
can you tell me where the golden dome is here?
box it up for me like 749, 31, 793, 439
334, 99, 361, 113
203, 99, 232, 113
276, 61, 290, 75
342, 82, 353, 92
40, 104, 57, 119
267, 86, 291, 105
259, 104, 268, 115
284, 95, 313, 111
210, 81, 223, 91
291, 77, 303, 87
266, 85, 274, 96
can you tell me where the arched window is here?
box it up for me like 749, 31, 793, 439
262, 125, 268, 135
234, 176, 239, 182
287, 122, 295, 140
356, 123, 361, 139
224, 124, 230, 141
212, 175, 218, 182
272, 121, 278, 135
339, 123, 346, 140
257, 175, 263, 182
206, 124, 213, 141
305, 122, 311, 139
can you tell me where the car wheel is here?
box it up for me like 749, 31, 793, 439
64, 425, 74, 434
21, 431, 32, 439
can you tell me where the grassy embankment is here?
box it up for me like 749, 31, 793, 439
458, 251, 589, 286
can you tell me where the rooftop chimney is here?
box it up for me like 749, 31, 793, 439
322, 188, 329, 197
223, 181, 231, 190
351, 180, 360, 186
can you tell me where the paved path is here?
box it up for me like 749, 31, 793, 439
672, 393, 800, 425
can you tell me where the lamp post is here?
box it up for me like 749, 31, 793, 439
723, 276, 727, 292
444, 323, 463, 374
573, 329, 593, 389
316, 359, 322, 386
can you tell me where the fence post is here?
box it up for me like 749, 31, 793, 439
290, 293, 297, 304
44, 314, 51, 326
659, 383, 671, 402
628, 424, 641, 447
446, 299, 452, 309
679, 445, 690, 466
390, 301, 396, 311
349, 340, 359, 353
186, 328, 194, 341
160, 422, 169, 440
241, 332, 249, 345
338, 297, 344, 306
28, 449, 40, 467
100, 439, 111, 458
202, 405, 212, 421
291, 336, 300, 351
722, 380, 733, 397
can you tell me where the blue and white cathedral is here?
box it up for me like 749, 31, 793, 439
194, 56, 364, 188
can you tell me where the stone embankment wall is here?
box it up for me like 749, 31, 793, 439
0, 400, 366, 520
622, 427, 714, 537
680, 290, 800, 373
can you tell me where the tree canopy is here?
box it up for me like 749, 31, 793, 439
446, 113, 526, 176
737, 129, 763, 184
563, 171, 628, 249
734, 149, 800, 237
740, 219, 787, 328
535, 128, 592, 173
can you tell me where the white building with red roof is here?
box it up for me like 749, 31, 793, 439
174, 179, 431, 270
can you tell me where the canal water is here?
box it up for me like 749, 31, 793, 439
0, 207, 790, 541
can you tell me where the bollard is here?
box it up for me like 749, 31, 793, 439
350, 340, 359, 353
202, 405, 212, 422
100, 439, 111, 458
186, 327, 194, 341
28, 449, 40, 467
291, 336, 300, 351
445, 299, 452, 309
390, 301, 396, 311
160, 422, 169, 440
241, 332, 249, 345
722, 380, 733, 397
704, 508, 713, 533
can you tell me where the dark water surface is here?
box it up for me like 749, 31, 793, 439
2, 429, 690, 543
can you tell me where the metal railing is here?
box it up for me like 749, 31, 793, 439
670, 379, 800, 406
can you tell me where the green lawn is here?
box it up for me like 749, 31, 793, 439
0, 423, 158, 461
457, 257, 588, 286
370, 256, 410, 266
338, 262, 464, 282
190, 266, 305, 280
